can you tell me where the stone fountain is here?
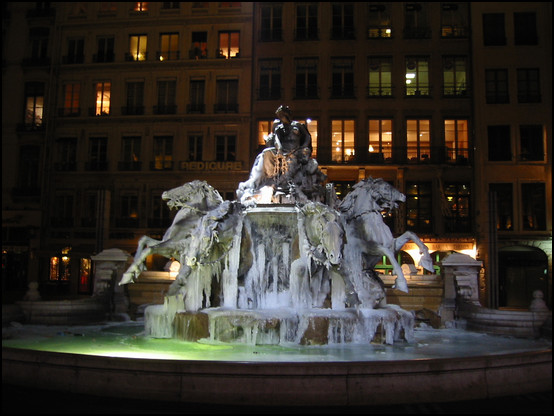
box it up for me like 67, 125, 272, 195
119, 106, 435, 346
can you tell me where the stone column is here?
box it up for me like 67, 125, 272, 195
91, 248, 133, 319
439, 253, 483, 327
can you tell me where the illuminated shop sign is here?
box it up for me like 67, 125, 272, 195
179, 161, 243, 171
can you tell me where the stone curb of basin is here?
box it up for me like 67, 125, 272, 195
2, 347, 551, 407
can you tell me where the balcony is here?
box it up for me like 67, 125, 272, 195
153, 105, 177, 115
121, 106, 144, 116
118, 161, 142, 171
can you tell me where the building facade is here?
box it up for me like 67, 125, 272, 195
2, 2, 551, 309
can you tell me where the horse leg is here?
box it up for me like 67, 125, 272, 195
393, 232, 434, 273
375, 245, 409, 293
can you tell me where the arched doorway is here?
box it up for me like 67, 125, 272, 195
498, 246, 549, 309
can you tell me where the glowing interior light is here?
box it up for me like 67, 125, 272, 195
369, 145, 375, 152
406, 73, 416, 79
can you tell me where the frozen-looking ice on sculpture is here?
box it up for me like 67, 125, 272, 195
119, 105, 434, 345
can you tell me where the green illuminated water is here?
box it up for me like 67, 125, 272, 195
2, 321, 551, 362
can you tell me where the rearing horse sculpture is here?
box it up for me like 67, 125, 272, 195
119, 180, 225, 285
338, 178, 434, 294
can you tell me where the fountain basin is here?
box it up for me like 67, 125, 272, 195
2, 322, 551, 407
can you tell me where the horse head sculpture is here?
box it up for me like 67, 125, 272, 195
162, 180, 224, 213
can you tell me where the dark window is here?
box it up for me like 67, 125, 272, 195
216, 135, 236, 161
156, 80, 176, 114
124, 82, 144, 115
519, 125, 543, 161
487, 125, 511, 161
521, 183, 546, 231
331, 57, 355, 98
215, 79, 238, 112
65, 38, 84, 64
483, 13, 506, 45
517, 68, 541, 103
188, 135, 203, 161
259, 59, 281, 100
95, 37, 115, 62
296, 4, 318, 40
120, 136, 141, 171
489, 183, 513, 231
406, 182, 432, 233
88, 137, 108, 170
189, 79, 205, 113
190, 32, 207, 58
485, 69, 509, 103
331, 3, 355, 39
514, 12, 538, 45
295, 58, 318, 99
56, 138, 77, 171
17, 145, 40, 190
444, 183, 471, 233
404, 3, 430, 39
260, 4, 282, 41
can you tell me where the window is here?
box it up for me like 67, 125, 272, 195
56, 138, 77, 171
331, 119, 355, 162
189, 79, 205, 113
95, 36, 114, 63
295, 58, 318, 98
161, 2, 180, 10
517, 68, 540, 103
188, 134, 203, 161
443, 56, 467, 96
404, 3, 430, 39
487, 125, 511, 161
52, 195, 74, 227
216, 135, 236, 161
406, 119, 430, 162
28, 27, 49, 63
62, 83, 80, 116
514, 12, 538, 45
296, 4, 318, 40
124, 81, 144, 115
444, 119, 469, 163
156, 80, 176, 114
128, 34, 147, 61
133, 2, 148, 12
368, 119, 392, 161
49, 247, 71, 281
190, 32, 207, 59
159, 33, 179, 61
218, 31, 239, 58
521, 183, 546, 231
65, 38, 84, 64
24, 82, 44, 127
405, 57, 429, 96
331, 57, 355, 98
153, 136, 173, 170
150, 190, 170, 228
260, 4, 282, 41
406, 182, 432, 233
519, 125, 544, 161
17, 145, 40, 191
94, 82, 111, 115
258, 120, 273, 147
78, 258, 92, 294
82, 191, 98, 227
88, 137, 108, 171
489, 184, 513, 231
485, 69, 508, 103
483, 13, 505, 46
259, 59, 281, 100
120, 136, 141, 171
118, 194, 139, 227
215, 79, 238, 112
331, 3, 355, 39
440, 3, 468, 38
368, 3, 392, 38
444, 183, 471, 233
305, 119, 318, 158
368, 56, 392, 96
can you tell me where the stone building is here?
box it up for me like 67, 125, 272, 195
2, 2, 551, 310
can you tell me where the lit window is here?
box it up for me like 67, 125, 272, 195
407, 119, 430, 161
63, 83, 80, 116
24, 82, 44, 127
443, 56, 467, 96
159, 33, 179, 61
405, 57, 429, 96
444, 119, 469, 162
218, 31, 240, 58
368, 4, 392, 38
368, 57, 392, 97
79, 258, 91, 294
133, 2, 148, 12
129, 35, 147, 61
331, 120, 355, 162
95, 82, 111, 115
369, 119, 392, 161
